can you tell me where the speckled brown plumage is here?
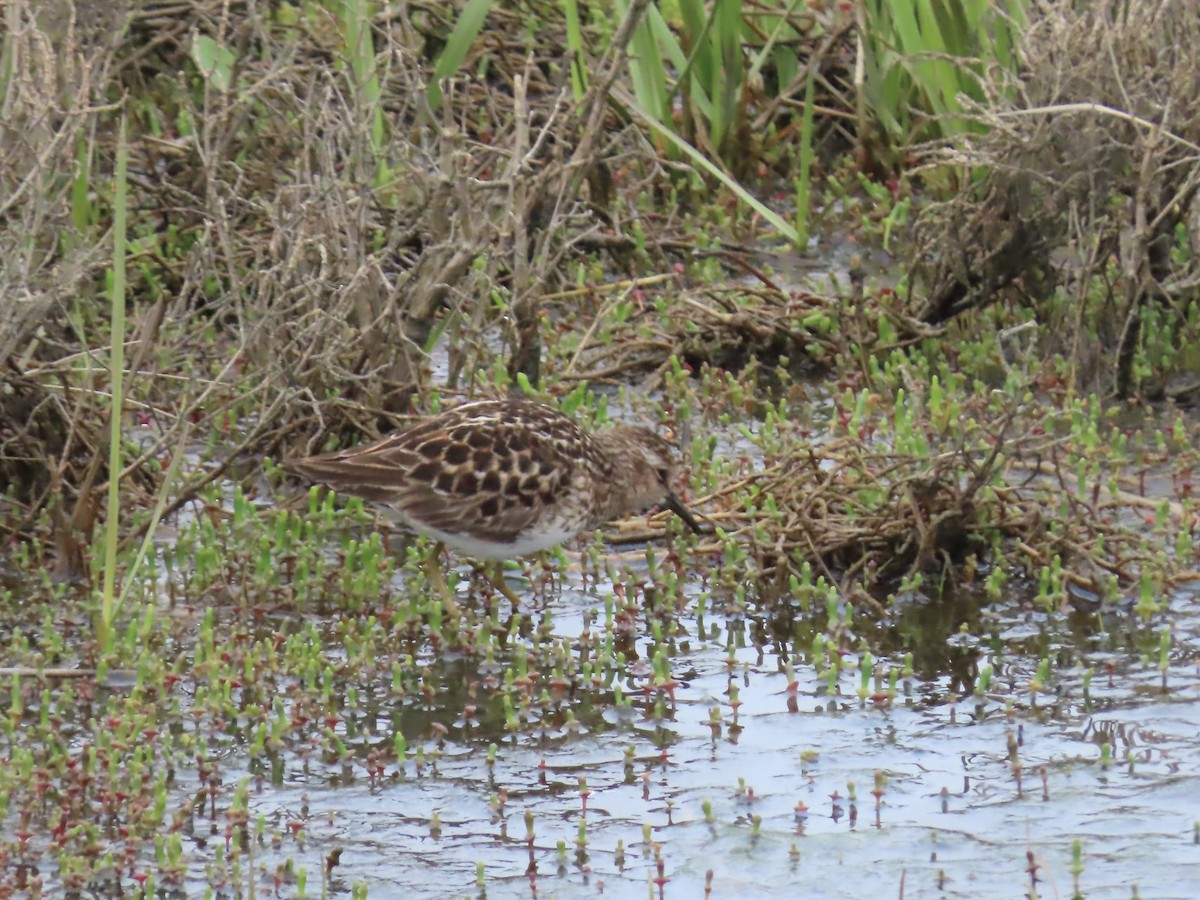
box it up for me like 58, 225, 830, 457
285, 399, 699, 559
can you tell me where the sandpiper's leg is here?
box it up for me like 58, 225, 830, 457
483, 561, 526, 610
423, 542, 461, 618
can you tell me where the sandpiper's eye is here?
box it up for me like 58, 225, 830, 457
656, 467, 670, 485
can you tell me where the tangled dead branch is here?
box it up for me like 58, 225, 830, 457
647, 398, 1188, 607
911, 0, 1200, 396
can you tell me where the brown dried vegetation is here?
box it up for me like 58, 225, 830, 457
912, 0, 1200, 397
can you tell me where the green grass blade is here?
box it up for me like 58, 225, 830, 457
709, 0, 744, 153
649, 3, 713, 123
428, 0, 495, 112
99, 115, 129, 655
677, 0, 711, 82
626, 2, 672, 126
620, 89, 799, 245
341, 0, 384, 149
561, 0, 587, 101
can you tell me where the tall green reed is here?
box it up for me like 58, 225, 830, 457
858, 0, 1026, 147
97, 116, 128, 655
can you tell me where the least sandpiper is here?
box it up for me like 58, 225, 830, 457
285, 399, 700, 609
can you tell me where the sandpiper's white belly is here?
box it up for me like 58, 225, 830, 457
416, 522, 580, 559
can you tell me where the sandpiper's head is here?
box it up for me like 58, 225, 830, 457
594, 426, 701, 534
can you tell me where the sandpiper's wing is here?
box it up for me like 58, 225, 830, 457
285, 400, 590, 547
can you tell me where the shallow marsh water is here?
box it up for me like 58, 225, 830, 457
123, 569, 1200, 899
